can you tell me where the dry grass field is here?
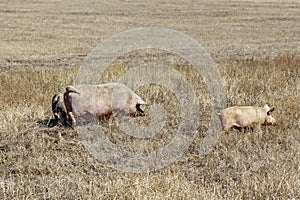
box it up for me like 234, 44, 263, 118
0, 0, 299, 199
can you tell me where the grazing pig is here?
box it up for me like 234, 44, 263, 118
219, 104, 276, 132
63, 83, 147, 129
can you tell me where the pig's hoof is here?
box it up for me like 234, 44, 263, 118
71, 118, 76, 129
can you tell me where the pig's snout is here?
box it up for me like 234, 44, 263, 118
136, 104, 146, 116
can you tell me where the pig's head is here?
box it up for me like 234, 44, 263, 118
52, 92, 67, 121
263, 104, 276, 125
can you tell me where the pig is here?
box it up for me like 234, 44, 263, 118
51, 91, 71, 128
52, 91, 67, 122
218, 104, 276, 132
62, 83, 147, 129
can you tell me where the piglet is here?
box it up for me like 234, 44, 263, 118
219, 104, 276, 132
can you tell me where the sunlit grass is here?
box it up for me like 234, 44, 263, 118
0, 53, 299, 199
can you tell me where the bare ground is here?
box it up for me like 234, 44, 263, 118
1, 0, 300, 64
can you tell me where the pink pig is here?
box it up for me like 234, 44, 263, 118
219, 104, 276, 132
53, 83, 147, 129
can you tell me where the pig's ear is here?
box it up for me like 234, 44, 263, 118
267, 107, 275, 115
66, 86, 80, 95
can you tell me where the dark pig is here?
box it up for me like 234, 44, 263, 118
51, 91, 67, 123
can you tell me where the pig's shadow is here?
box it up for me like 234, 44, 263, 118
37, 118, 76, 129
37, 118, 104, 129
37, 118, 61, 128
229, 126, 257, 133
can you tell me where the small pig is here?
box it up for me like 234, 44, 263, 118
219, 104, 276, 132
63, 83, 147, 129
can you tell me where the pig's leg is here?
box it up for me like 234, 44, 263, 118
108, 114, 114, 126
64, 92, 76, 129
254, 124, 263, 136
68, 112, 76, 129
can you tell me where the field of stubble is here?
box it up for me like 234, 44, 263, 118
0, 0, 299, 199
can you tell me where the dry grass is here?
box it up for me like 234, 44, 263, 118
0, 53, 299, 199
